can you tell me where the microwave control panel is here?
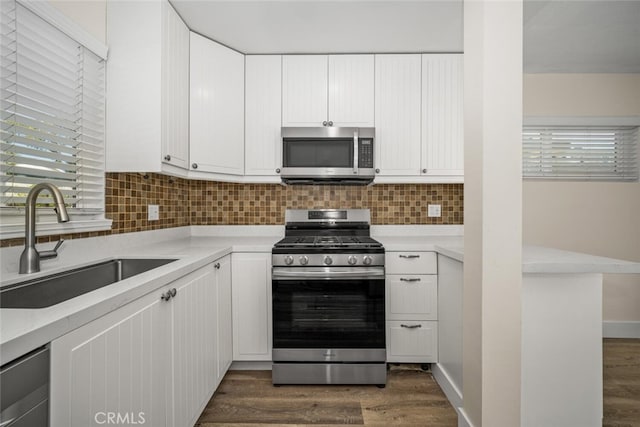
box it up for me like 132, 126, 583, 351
358, 139, 374, 168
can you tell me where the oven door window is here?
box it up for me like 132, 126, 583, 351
283, 138, 353, 168
273, 278, 384, 349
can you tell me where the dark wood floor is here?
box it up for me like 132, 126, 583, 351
196, 364, 457, 426
603, 338, 640, 427
196, 339, 640, 426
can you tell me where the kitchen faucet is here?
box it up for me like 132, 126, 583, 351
19, 183, 70, 274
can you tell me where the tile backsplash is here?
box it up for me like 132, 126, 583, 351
190, 181, 463, 225
1, 173, 463, 247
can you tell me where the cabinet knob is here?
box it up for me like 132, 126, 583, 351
161, 291, 171, 301
375, 168, 380, 174
328, 121, 333, 126
275, 168, 281, 174
192, 163, 198, 169
170, 288, 177, 297
422, 168, 427, 174
215, 263, 220, 269
322, 121, 328, 126
164, 154, 171, 161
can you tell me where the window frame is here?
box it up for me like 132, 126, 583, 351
0, 0, 111, 239
523, 116, 640, 182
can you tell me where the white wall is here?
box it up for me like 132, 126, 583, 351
48, 0, 106, 43
523, 74, 640, 322
464, 2, 523, 426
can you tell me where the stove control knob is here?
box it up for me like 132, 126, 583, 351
363, 256, 372, 265
299, 256, 309, 265
323, 256, 333, 265
348, 256, 358, 265
284, 256, 294, 265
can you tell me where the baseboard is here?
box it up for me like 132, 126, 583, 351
432, 364, 463, 409
457, 407, 475, 427
603, 321, 640, 338
230, 361, 273, 370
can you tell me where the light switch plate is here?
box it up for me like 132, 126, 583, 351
428, 204, 441, 218
148, 204, 159, 221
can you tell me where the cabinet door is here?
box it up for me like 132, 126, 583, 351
374, 54, 422, 176
328, 55, 374, 127
245, 55, 282, 176
171, 264, 217, 427
231, 252, 272, 360
421, 54, 463, 176
106, 0, 163, 172
386, 320, 438, 363
215, 255, 233, 386
190, 32, 244, 174
386, 275, 438, 320
161, 3, 189, 169
282, 55, 328, 127
386, 251, 438, 275
51, 288, 171, 427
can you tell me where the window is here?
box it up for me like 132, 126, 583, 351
0, 0, 110, 237
523, 125, 639, 181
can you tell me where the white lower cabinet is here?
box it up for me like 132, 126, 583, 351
215, 256, 233, 383
51, 258, 232, 427
231, 252, 272, 361
387, 321, 438, 363
385, 251, 439, 363
171, 260, 229, 427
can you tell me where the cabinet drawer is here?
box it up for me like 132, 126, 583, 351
386, 251, 437, 275
386, 320, 438, 363
386, 275, 437, 320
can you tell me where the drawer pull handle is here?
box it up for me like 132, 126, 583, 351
400, 324, 422, 329
399, 254, 420, 259
400, 278, 421, 282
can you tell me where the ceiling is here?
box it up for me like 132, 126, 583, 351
171, 0, 640, 73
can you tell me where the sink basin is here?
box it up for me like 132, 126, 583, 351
1, 258, 177, 309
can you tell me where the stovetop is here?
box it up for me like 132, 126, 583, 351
274, 209, 384, 255
274, 235, 382, 249
272, 235, 384, 256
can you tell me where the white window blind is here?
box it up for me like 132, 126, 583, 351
523, 126, 639, 181
1, 0, 105, 212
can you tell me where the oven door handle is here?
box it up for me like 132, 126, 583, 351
272, 267, 384, 280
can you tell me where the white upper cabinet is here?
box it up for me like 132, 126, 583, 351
190, 32, 245, 175
106, 0, 189, 173
245, 55, 282, 177
374, 54, 422, 176
328, 55, 375, 127
282, 55, 374, 127
282, 55, 328, 127
421, 54, 464, 177
161, 3, 190, 169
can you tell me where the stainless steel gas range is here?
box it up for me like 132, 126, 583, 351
271, 209, 386, 386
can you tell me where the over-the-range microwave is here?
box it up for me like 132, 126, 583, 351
280, 127, 375, 185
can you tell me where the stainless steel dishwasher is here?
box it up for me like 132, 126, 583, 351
0, 346, 49, 427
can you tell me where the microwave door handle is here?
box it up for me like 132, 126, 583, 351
353, 129, 359, 174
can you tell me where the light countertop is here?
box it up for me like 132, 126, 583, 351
0, 234, 280, 365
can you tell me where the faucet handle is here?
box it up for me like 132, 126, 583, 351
52, 239, 65, 251
39, 239, 65, 260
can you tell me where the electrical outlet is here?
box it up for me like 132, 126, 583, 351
148, 204, 159, 221
428, 204, 441, 218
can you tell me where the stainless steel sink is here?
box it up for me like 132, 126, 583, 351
0, 258, 177, 309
